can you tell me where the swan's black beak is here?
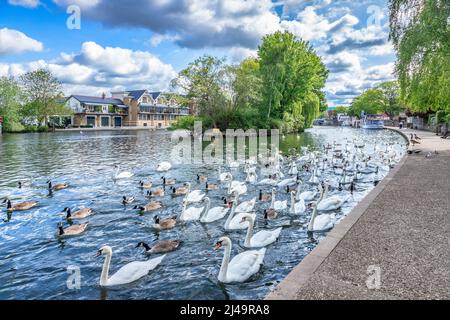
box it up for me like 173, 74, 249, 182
94, 250, 102, 258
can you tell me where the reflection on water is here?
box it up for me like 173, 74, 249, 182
0, 127, 406, 300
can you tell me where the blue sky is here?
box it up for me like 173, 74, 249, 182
0, 0, 396, 106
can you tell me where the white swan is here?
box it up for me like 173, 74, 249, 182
95, 246, 165, 287
288, 162, 298, 175
270, 188, 287, 211
179, 200, 205, 221
156, 161, 172, 172
224, 200, 256, 230
184, 183, 205, 203
258, 175, 278, 186
200, 197, 230, 223
307, 202, 336, 232
235, 197, 256, 213
226, 174, 247, 195
297, 188, 318, 202
289, 191, 305, 214
218, 167, 231, 182
245, 171, 257, 184
214, 236, 266, 283
240, 214, 282, 248
317, 184, 349, 211
277, 176, 297, 188
114, 165, 134, 179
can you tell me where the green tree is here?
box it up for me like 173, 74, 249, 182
20, 69, 72, 125
376, 81, 404, 119
349, 89, 384, 118
333, 106, 349, 114
389, 0, 450, 114
258, 31, 328, 129
0, 77, 24, 132
171, 55, 228, 125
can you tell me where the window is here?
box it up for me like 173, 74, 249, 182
101, 117, 110, 127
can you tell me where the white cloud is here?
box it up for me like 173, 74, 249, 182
0, 41, 177, 96
8, 0, 40, 8
280, 6, 358, 42
0, 28, 44, 55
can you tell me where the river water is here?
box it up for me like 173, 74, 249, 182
0, 127, 406, 300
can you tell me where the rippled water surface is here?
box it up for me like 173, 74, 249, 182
0, 127, 406, 300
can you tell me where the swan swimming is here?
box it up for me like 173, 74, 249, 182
95, 246, 165, 287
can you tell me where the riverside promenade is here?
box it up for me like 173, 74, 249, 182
267, 128, 450, 300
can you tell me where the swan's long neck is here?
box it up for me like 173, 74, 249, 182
270, 189, 276, 208
100, 253, 111, 286
323, 184, 329, 199
244, 218, 255, 247
219, 244, 231, 282
200, 198, 211, 219
227, 175, 233, 193
308, 205, 319, 231
289, 192, 295, 213
224, 201, 236, 229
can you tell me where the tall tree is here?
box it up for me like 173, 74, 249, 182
349, 89, 384, 118
20, 69, 69, 125
376, 81, 404, 119
258, 31, 328, 129
0, 77, 24, 132
171, 55, 228, 124
389, 0, 450, 114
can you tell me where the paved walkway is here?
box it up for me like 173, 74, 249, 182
267, 128, 450, 300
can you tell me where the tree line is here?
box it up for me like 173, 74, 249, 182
170, 31, 329, 133
347, 0, 449, 126
0, 69, 70, 132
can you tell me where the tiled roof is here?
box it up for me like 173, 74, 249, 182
126, 90, 147, 100
71, 95, 124, 106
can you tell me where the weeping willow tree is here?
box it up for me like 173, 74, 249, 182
258, 31, 328, 132
389, 0, 450, 117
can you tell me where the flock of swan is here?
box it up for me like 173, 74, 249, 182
2, 134, 405, 289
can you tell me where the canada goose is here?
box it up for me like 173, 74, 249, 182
147, 188, 165, 197
136, 240, 182, 254
57, 222, 88, 237
133, 201, 162, 212
153, 215, 177, 230
3, 199, 38, 212
206, 182, 218, 191
122, 196, 135, 205
197, 174, 208, 183
410, 139, 420, 146
48, 181, 69, 191
161, 177, 176, 185
414, 134, 421, 140
170, 184, 189, 196
139, 180, 152, 189
63, 207, 93, 220
259, 190, 272, 202
264, 208, 278, 220
18, 180, 32, 188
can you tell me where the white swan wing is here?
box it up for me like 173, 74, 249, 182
107, 255, 165, 286
313, 214, 336, 231
274, 200, 287, 211
317, 197, 344, 211
250, 228, 282, 247
227, 212, 256, 230
180, 206, 204, 221
201, 207, 229, 223
186, 190, 205, 202
235, 198, 256, 213
226, 249, 266, 283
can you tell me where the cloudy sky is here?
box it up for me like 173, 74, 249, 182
0, 0, 396, 106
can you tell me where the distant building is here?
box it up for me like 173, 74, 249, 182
64, 89, 190, 128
